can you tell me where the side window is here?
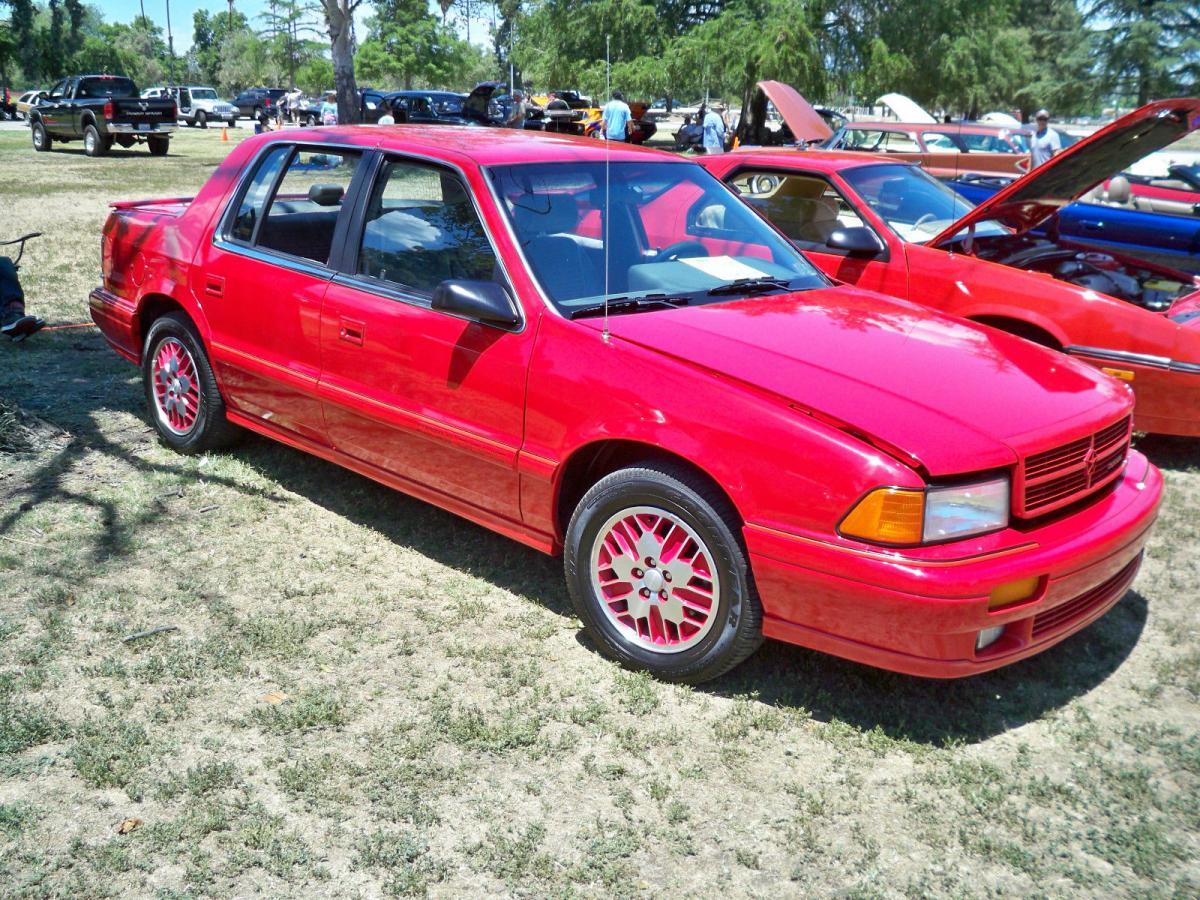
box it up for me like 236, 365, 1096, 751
357, 159, 500, 296
921, 131, 962, 152
881, 131, 921, 152
841, 129, 885, 151
47, 80, 67, 100
729, 170, 868, 249
228, 146, 291, 243
257, 148, 362, 263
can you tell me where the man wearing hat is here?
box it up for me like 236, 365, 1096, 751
1030, 109, 1061, 167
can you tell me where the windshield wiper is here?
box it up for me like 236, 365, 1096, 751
705, 276, 794, 297
568, 293, 691, 320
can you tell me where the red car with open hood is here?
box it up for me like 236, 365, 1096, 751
704, 98, 1200, 437
90, 126, 1160, 682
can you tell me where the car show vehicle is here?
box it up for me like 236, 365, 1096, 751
89, 126, 1160, 682
28, 75, 176, 156
461, 81, 545, 129
704, 98, 1200, 436
231, 87, 286, 119
949, 172, 1200, 274
385, 91, 471, 126
14, 90, 40, 121
142, 86, 238, 128
1120, 164, 1200, 212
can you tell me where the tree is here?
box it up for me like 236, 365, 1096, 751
9, 0, 37, 82
318, 0, 361, 124
1086, 0, 1199, 105
218, 29, 281, 92
191, 8, 250, 87
358, 0, 479, 91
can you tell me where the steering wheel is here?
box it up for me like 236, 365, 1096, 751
653, 240, 707, 263
913, 212, 937, 229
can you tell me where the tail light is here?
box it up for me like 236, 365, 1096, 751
103, 99, 113, 120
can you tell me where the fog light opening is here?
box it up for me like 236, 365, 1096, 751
976, 625, 1005, 652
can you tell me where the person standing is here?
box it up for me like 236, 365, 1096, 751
702, 103, 726, 154
1030, 109, 1061, 167
506, 91, 528, 128
601, 90, 631, 142
320, 91, 338, 126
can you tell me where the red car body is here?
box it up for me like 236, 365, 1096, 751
90, 126, 1160, 680
703, 100, 1200, 437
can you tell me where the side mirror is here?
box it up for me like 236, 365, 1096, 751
826, 226, 883, 257
432, 279, 520, 328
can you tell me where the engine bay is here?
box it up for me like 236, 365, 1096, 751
963, 235, 1192, 312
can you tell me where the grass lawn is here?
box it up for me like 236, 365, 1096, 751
1, 124, 1199, 898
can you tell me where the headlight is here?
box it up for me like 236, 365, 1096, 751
840, 476, 1009, 546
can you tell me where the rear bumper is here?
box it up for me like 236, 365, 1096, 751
108, 124, 176, 136
745, 450, 1162, 677
88, 287, 140, 364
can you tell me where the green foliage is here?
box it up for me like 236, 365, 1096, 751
357, 0, 491, 91
1088, 0, 1199, 105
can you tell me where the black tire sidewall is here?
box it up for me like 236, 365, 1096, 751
142, 315, 226, 454
565, 468, 755, 681
197, 110, 207, 127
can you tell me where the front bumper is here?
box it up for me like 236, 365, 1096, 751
746, 450, 1162, 677
108, 123, 177, 135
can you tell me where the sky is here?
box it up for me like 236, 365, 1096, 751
95, 0, 492, 53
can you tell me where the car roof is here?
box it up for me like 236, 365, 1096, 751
271, 124, 687, 166
845, 120, 1023, 136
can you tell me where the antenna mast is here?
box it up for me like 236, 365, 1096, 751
603, 33, 611, 342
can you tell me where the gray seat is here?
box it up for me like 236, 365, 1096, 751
512, 193, 597, 302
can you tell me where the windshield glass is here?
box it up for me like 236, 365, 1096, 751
841, 163, 1008, 243
489, 161, 826, 314
78, 77, 138, 99
192, 88, 217, 100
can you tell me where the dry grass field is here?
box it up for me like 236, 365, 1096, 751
0, 125, 1198, 898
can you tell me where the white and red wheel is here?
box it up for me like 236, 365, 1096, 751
151, 337, 202, 435
590, 506, 720, 653
142, 313, 240, 454
566, 463, 762, 683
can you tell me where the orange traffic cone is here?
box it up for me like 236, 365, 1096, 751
221, 127, 229, 142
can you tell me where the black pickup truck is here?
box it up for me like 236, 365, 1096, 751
28, 75, 177, 157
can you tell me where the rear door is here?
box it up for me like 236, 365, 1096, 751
192, 142, 367, 446
317, 152, 534, 518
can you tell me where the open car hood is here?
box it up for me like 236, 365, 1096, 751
754, 81, 832, 144
876, 93, 936, 124
932, 99, 1200, 247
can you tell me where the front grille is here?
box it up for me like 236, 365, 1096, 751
1017, 416, 1131, 516
1031, 554, 1141, 639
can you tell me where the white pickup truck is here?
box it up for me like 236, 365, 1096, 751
141, 86, 238, 128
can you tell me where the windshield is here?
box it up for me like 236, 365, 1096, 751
841, 163, 1008, 243
192, 88, 218, 100
78, 77, 138, 99
489, 161, 826, 314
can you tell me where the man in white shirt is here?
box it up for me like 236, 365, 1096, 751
1030, 109, 1061, 167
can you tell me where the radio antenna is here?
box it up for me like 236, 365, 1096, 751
602, 33, 612, 342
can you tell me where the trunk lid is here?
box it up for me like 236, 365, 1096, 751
931, 99, 1200, 247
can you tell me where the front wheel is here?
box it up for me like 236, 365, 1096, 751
147, 136, 169, 156
142, 313, 241, 454
196, 110, 207, 128
565, 463, 763, 683
31, 121, 51, 151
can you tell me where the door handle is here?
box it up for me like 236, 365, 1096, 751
1080, 221, 1104, 232
203, 275, 224, 298
338, 318, 365, 346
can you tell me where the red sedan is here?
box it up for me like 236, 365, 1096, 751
702, 99, 1200, 437
90, 126, 1160, 682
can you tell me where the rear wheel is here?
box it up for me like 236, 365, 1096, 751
147, 136, 169, 156
83, 123, 108, 157
565, 462, 763, 683
31, 121, 51, 151
142, 313, 240, 454
306, 113, 318, 127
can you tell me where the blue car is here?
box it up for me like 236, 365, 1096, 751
950, 173, 1200, 275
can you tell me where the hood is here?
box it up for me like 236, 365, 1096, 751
746, 81, 832, 145
876, 93, 936, 124
583, 287, 1129, 476
933, 99, 1200, 247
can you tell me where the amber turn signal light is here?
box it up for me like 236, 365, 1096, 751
988, 576, 1040, 611
1101, 367, 1135, 382
840, 488, 924, 545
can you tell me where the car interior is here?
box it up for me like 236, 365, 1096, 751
728, 171, 869, 249
1081, 174, 1200, 217
255, 151, 361, 263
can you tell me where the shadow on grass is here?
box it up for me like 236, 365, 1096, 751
704, 589, 1148, 746
1133, 434, 1200, 473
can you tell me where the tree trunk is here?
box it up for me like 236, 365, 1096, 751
322, 0, 360, 125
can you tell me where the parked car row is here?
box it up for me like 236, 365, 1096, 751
87, 100, 1194, 684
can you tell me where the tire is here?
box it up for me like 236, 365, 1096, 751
142, 313, 240, 454
83, 123, 108, 157
196, 110, 207, 128
31, 120, 51, 151
148, 136, 169, 156
564, 462, 763, 683
253, 106, 263, 121
306, 114, 318, 127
